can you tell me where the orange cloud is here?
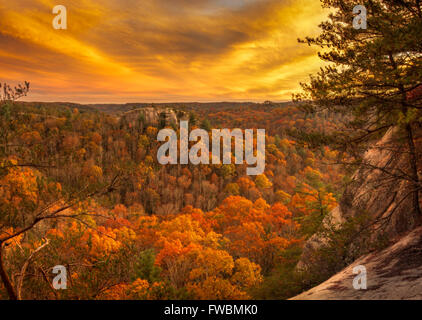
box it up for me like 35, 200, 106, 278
0, 0, 328, 103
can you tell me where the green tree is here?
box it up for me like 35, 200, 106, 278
200, 118, 212, 132
133, 249, 162, 283
189, 112, 197, 126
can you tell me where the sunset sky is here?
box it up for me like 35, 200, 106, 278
0, 0, 328, 103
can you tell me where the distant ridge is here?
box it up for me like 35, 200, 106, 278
14, 101, 291, 114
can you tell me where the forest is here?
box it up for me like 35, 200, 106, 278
1, 0, 421, 301
0, 92, 343, 300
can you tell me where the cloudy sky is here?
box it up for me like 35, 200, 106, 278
0, 0, 328, 103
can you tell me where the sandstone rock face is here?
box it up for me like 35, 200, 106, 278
339, 128, 418, 237
120, 107, 182, 128
297, 128, 420, 270
292, 226, 422, 300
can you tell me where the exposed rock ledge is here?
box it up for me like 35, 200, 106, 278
292, 226, 422, 300
120, 107, 184, 128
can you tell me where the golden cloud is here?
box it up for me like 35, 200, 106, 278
0, 0, 328, 102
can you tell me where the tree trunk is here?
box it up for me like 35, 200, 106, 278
0, 242, 17, 300
406, 123, 422, 216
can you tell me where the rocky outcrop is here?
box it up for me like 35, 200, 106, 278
297, 127, 421, 270
120, 107, 184, 128
293, 126, 422, 299
292, 226, 422, 300
339, 127, 419, 236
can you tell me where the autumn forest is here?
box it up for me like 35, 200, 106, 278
0, 93, 345, 299
1, 0, 421, 302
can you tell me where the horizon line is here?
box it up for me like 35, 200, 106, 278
17, 100, 291, 105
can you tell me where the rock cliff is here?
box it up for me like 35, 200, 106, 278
294, 126, 422, 299
297, 127, 421, 271
120, 107, 184, 128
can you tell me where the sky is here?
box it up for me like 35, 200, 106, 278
0, 0, 328, 103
